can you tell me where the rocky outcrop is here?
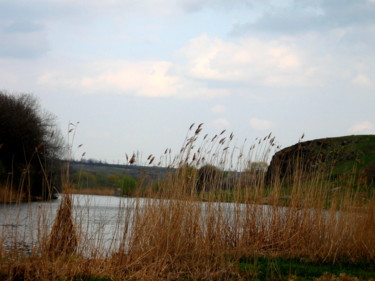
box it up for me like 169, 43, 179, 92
266, 135, 375, 186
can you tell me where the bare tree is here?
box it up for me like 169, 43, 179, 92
0, 91, 64, 199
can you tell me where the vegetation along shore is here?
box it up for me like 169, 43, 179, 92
1, 91, 375, 280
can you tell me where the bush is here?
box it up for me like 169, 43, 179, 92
0, 91, 64, 199
119, 175, 137, 196
73, 172, 98, 189
196, 164, 222, 191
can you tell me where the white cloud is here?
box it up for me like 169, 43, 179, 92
211, 118, 231, 129
211, 105, 227, 114
249, 118, 274, 131
36, 57, 233, 99
349, 121, 375, 133
178, 34, 313, 87
81, 61, 180, 97
38, 60, 182, 97
352, 74, 372, 87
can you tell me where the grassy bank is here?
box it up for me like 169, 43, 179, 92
67, 187, 116, 196
1, 126, 374, 280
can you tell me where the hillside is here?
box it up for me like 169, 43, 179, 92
69, 135, 375, 191
266, 135, 375, 186
69, 161, 171, 182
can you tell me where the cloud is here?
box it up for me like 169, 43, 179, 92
352, 74, 372, 87
211, 105, 227, 114
249, 118, 274, 131
81, 61, 180, 97
178, 34, 311, 88
37, 59, 230, 99
38, 27, 317, 99
32, 28, 370, 100
211, 118, 231, 129
38, 60, 180, 97
232, 0, 375, 36
349, 121, 375, 133
4, 0, 375, 102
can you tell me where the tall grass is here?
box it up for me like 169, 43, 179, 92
0, 125, 374, 280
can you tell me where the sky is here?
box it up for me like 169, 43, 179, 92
1, 0, 374, 166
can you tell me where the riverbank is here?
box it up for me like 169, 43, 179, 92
0, 186, 59, 203
1, 251, 374, 280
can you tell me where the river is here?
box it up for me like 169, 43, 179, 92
0, 194, 288, 256
0, 194, 144, 255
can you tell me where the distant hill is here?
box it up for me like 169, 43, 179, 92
68, 161, 172, 182
69, 134, 375, 189
266, 135, 375, 186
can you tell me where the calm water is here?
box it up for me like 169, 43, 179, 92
0, 194, 283, 255
0, 194, 146, 255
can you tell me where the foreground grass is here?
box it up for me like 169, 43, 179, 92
1, 255, 374, 280
1, 125, 374, 280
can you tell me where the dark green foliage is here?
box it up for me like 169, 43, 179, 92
71, 171, 137, 195
0, 91, 63, 199
196, 164, 222, 191
238, 256, 375, 280
266, 135, 375, 187
73, 171, 98, 188
119, 175, 137, 196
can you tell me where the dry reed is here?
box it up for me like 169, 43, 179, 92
44, 193, 78, 258
1, 124, 374, 280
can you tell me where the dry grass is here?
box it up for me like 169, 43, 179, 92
44, 194, 78, 257
1, 125, 374, 280
0, 184, 25, 203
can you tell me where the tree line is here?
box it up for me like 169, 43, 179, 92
71, 171, 137, 196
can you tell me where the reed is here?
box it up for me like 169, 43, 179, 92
1, 125, 374, 280
0, 184, 23, 203
44, 193, 77, 258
